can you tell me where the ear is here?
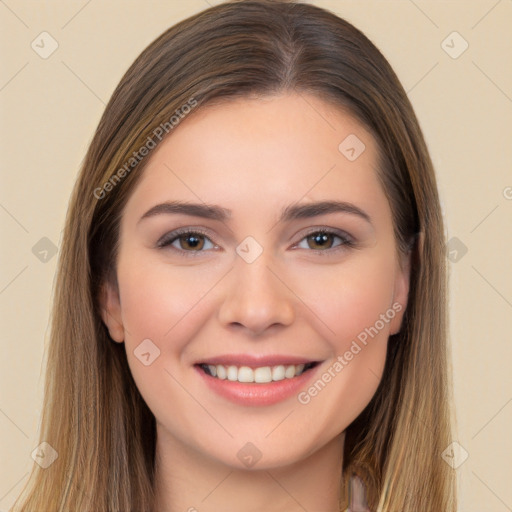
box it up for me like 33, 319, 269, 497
389, 242, 413, 335
98, 279, 125, 343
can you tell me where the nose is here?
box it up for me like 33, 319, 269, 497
217, 252, 295, 336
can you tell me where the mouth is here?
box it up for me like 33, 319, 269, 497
194, 355, 324, 406
195, 361, 320, 384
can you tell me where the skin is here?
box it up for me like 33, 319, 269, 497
100, 92, 410, 512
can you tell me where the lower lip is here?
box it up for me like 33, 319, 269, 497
195, 364, 320, 406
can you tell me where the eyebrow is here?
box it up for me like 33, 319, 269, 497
138, 200, 372, 225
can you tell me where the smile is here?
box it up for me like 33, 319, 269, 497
194, 354, 323, 406
198, 362, 318, 383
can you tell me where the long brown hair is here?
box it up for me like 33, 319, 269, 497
11, 1, 456, 510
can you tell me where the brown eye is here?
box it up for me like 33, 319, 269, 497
157, 230, 216, 254
306, 232, 336, 250
176, 233, 205, 251
295, 229, 355, 254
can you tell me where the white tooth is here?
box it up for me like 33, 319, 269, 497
212, 363, 307, 382
295, 363, 305, 376
216, 365, 227, 379
271, 365, 286, 381
227, 365, 238, 381
254, 366, 272, 383
237, 366, 254, 383
284, 365, 296, 379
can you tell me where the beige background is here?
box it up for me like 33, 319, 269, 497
1, 1, 511, 510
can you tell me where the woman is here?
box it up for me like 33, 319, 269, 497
11, 0, 456, 510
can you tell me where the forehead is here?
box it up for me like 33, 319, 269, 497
121, 92, 389, 229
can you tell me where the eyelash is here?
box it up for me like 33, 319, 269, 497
156, 227, 355, 257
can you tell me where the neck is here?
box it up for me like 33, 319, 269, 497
153, 427, 345, 512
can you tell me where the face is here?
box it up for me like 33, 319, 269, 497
101, 92, 410, 470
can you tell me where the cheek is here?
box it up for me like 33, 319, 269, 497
117, 254, 218, 343
114, 257, 224, 426
291, 251, 396, 431
114, 255, 222, 394
293, 249, 398, 346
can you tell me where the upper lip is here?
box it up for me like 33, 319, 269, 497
196, 354, 319, 367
